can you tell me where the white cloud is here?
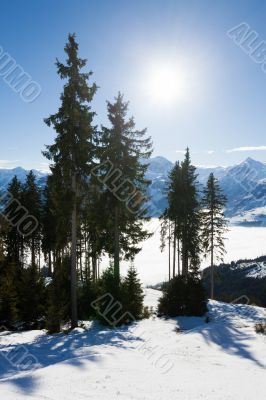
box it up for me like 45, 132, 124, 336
175, 150, 186, 154
226, 146, 266, 153
37, 163, 50, 173
206, 150, 214, 155
0, 159, 19, 168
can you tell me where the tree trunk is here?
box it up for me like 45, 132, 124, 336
168, 221, 171, 281
92, 255, 97, 282
48, 251, 52, 276
182, 241, 188, 276
71, 172, 78, 329
210, 212, 214, 300
98, 258, 100, 280
177, 238, 180, 276
114, 204, 120, 281
172, 222, 176, 277
31, 237, 35, 266
173, 235, 176, 278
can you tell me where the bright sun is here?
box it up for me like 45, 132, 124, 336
145, 63, 189, 106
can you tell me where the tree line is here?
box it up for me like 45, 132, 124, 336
159, 150, 227, 316
0, 34, 228, 332
0, 34, 152, 332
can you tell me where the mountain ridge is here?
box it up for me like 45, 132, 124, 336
1, 156, 266, 225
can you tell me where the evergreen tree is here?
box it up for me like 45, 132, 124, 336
201, 173, 227, 299
3, 176, 24, 263
43, 34, 97, 328
158, 275, 207, 317
180, 148, 201, 276
18, 264, 46, 324
96, 93, 152, 281
46, 256, 71, 333
166, 161, 183, 276
161, 150, 201, 278
123, 265, 144, 320
23, 171, 41, 267
41, 176, 57, 276
0, 260, 20, 324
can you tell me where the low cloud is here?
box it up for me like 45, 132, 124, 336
226, 146, 266, 153
0, 159, 19, 168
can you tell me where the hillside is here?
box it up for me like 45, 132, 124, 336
203, 256, 266, 306
0, 289, 265, 400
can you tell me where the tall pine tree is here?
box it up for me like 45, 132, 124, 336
43, 34, 97, 328
201, 173, 227, 299
180, 148, 201, 276
96, 93, 152, 281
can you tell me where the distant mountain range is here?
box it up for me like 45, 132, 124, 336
146, 156, 266, 225
1, 156, 266, 225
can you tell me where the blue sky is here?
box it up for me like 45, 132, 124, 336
1, 0, 266, 170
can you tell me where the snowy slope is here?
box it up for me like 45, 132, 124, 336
0, 289, 266, 400
231, 260, 266, 279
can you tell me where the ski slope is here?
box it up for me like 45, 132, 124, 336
0, 289, 265, 400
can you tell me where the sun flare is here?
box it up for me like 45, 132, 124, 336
146, 63, 188, 106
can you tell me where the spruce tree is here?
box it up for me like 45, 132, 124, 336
123, 265, 144, 320
43, 34, 97, 328
3, 176, 24, 263
41, 177, 57, 276
201, 173, 227, 299
96, 93, 152, 281
161, 150, 201, 278
180, 148, 201, 276
23, 171, 41, 267
166, 161, 183, 276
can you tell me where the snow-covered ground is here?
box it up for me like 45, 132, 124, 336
113, 220, 266, 284
0, 289, 265, 400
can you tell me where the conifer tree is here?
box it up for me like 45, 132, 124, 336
180, 148, 201, 276
43, 34, 97, 328
96, 93, 152, 281
123, 265, 144, 320
201, 173, 227, 299
4, 176, 24, 263
41, 176, 57, 276
161, 151, 201, 278
23, 171, 41, 267
166, 161, 183, 276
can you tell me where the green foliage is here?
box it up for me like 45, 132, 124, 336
93, 265, 145, 327
0, 261, 20, 323
78, 278, 101, 320
201, 173, 228, 261
123, 265, 144, 320
158, 275, 208, 317
46, 257, 71, 333
161, 148, 202, 277
96, 93, 153, 279
18, 265, 46, 323
43, 33, 98, 328
0, 259, 46, 327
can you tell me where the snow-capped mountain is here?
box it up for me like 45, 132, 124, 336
1, 156, 266, 225
0, 167, 47, 189
146, 156, 266, 224
230, 259, 266, 279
